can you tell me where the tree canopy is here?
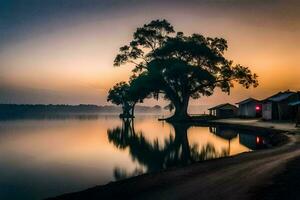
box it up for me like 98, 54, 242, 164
111, 19, 258, 121
107, 76, 154, 118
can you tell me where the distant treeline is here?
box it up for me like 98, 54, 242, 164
0, 104, 162, 119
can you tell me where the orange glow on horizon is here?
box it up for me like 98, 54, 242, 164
0, 3, 299, 105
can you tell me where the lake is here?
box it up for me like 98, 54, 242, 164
0, 115, 272, 200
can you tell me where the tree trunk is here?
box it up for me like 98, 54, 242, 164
172, 124, 192, 164
131, 103, 135, 118
120, 103, 134, 119
167, 96, 190, 122
120, 105, 127, 118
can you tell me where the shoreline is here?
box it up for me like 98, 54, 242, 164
47, 119, 300, 200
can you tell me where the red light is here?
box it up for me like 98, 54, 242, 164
256, 136, 260, 144
256, 106, 261, 111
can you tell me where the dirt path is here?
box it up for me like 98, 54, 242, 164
48, 133, 300, 200
252, 155, 300, 200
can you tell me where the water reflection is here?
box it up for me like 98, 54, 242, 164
107, 120, 270, 180
0, 116, 271, 199
210, 126, 269, 152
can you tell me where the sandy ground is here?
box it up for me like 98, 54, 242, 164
48, 120, 300, 200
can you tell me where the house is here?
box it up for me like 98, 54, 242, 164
262, 90, 300, 120
208, 103, 238, 118
288, 101, 300, 127
236, 98, 262, 118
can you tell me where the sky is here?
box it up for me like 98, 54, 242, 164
0, 0, 300, 107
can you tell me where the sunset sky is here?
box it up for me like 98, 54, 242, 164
1, 0, 300, 107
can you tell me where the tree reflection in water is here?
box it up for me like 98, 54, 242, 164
107, 119, 230, 181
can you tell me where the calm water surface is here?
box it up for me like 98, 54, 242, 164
0, 115, 271, 199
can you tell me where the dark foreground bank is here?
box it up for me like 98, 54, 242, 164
47, 125, 300, 200
252, 152, 300, 200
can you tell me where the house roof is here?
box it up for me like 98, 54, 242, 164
289, 101, 300, 106
262, 91, 297, 103
236, 98, 260, 105
269, 92, 296, 102
208, 103, 237, 110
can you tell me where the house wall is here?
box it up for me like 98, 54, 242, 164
238, 102, 257, 117
219, 109, 234, 118
219, 108, 237, 118
263, 94, 299, 120
272, 102, 279, 120
209, 109, 217, 116
278, 96, 299, 120
262, 102, 272, 120
210, 108, 236, 118
210, 105, 238, 118
216, 109, 221, 117
238, 104, 246, 116
277, 102, 290, 120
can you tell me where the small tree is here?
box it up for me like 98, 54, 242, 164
107, 82, 134, 118
113, 19, 258, 121
107, 77, 152, 118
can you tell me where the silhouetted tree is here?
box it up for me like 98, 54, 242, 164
107, 82, 134, 118
107, 74, 155, 118
114, 19, 258, 121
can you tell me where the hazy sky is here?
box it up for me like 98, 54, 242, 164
1, 0, 300, 106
